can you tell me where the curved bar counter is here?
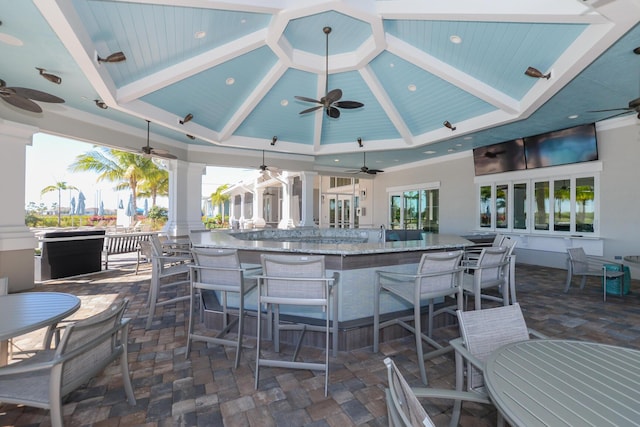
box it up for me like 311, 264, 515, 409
190, 229, 473, 350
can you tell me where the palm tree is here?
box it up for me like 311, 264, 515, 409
137, 167, 169, 207
210, 184, 230, 224
68, 147, 160, 220
40, 181, 78, 227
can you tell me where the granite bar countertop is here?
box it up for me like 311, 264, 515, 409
190, 228, 473, 256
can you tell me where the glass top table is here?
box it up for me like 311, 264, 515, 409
485, 339, 640, 427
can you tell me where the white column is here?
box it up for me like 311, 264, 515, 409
298, 171, 317, 227
239, 193, 246, 228
0, 120, 38, 291
252, 181, 266, 228
163, 160, 206, 236
277, 172, 293, 229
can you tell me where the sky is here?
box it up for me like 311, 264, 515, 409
25, 133, 253, 213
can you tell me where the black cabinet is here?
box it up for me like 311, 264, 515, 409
39, 230, 106, 280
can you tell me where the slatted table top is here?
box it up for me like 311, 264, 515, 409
485, 339, 640, 427
0, 292, 80, 341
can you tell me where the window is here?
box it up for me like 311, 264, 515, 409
476, 165, 599, 235
388, 184, 439, 232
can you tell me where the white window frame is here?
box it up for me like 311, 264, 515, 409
474, 162, 601, 236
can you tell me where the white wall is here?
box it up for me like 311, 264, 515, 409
370, 118, 640, 276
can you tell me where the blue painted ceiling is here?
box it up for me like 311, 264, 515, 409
1, 1, 640, 173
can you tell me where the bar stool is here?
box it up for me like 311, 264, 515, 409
373, 250, 464, 385
255, 254, 338, 397
186, 248, 258, 368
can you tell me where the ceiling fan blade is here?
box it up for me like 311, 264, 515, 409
325, 88, 342, 104
11, 87, 64, 103
295, 95, 321, 104
327, 106, 340, 118
367, 169, 384, 174
334, 101, 364, 109
0, 93, 42, 112
152, 150, 177, 160
588, 107, 630, 113
299, 105, 323, 115
598, 111, 635, 121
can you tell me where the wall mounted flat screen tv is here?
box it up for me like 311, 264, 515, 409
473, 138, 526, 176
524, 123, 598, 169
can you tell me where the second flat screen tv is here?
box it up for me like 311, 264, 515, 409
524, 123, 598, 169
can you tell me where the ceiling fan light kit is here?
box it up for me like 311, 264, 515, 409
525, 66, 551, 79
295, 27, 364, 119
346, 152, 383, 175
96, 51, 126, 64
36, 67, 61, 84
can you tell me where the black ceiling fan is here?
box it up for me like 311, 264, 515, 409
258, 150, 277, 173
295, 27, 364, 119
588, 96, 640, 119
0, 78, 64, 113
139, 120, 177, 159
347, 152, 383, 175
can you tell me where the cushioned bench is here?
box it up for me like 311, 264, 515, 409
102, 232, 157, 269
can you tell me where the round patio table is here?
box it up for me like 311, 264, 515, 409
485, 339, 640, 427
0, 292, 80, 365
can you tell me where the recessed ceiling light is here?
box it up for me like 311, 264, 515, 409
424, 150, 436, 154
450, 35, 462, 44
463, 136, 473, 140
447, 148, 456, 153
389, 62, 395, 68
240, 19, 247, 24
194, 31, 206, 39
568, 114, 579, 119
280, 99, 288, 106
226, 77, 235, 85
408, 84, 417, 92
334, 159, 340, 162
456, 143, 462, 147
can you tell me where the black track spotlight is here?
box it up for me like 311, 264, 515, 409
179, 113, 193, 125
357, 137, 363, 148
186, 134, 195, 140
443, 120, 456, 131
36, 67, 61, 84
271, 136, 277, 146
97, 51, 127, 63
524, 66, 551, 79
94, 99, 108, 109
634, 47, 640, 55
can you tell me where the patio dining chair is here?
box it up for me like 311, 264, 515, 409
565, 247, 626, 301
384, 357, 493, 427
448, 303, 546, 426
0, 299, 136, 427
374, 250, 464, 385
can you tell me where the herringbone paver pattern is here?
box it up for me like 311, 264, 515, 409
1, 259, 639, 426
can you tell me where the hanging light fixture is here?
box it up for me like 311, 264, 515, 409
97, 51, 127, 63
36, 67, 61, 84
443, 120, 456, 131
524, 66, 551, 79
